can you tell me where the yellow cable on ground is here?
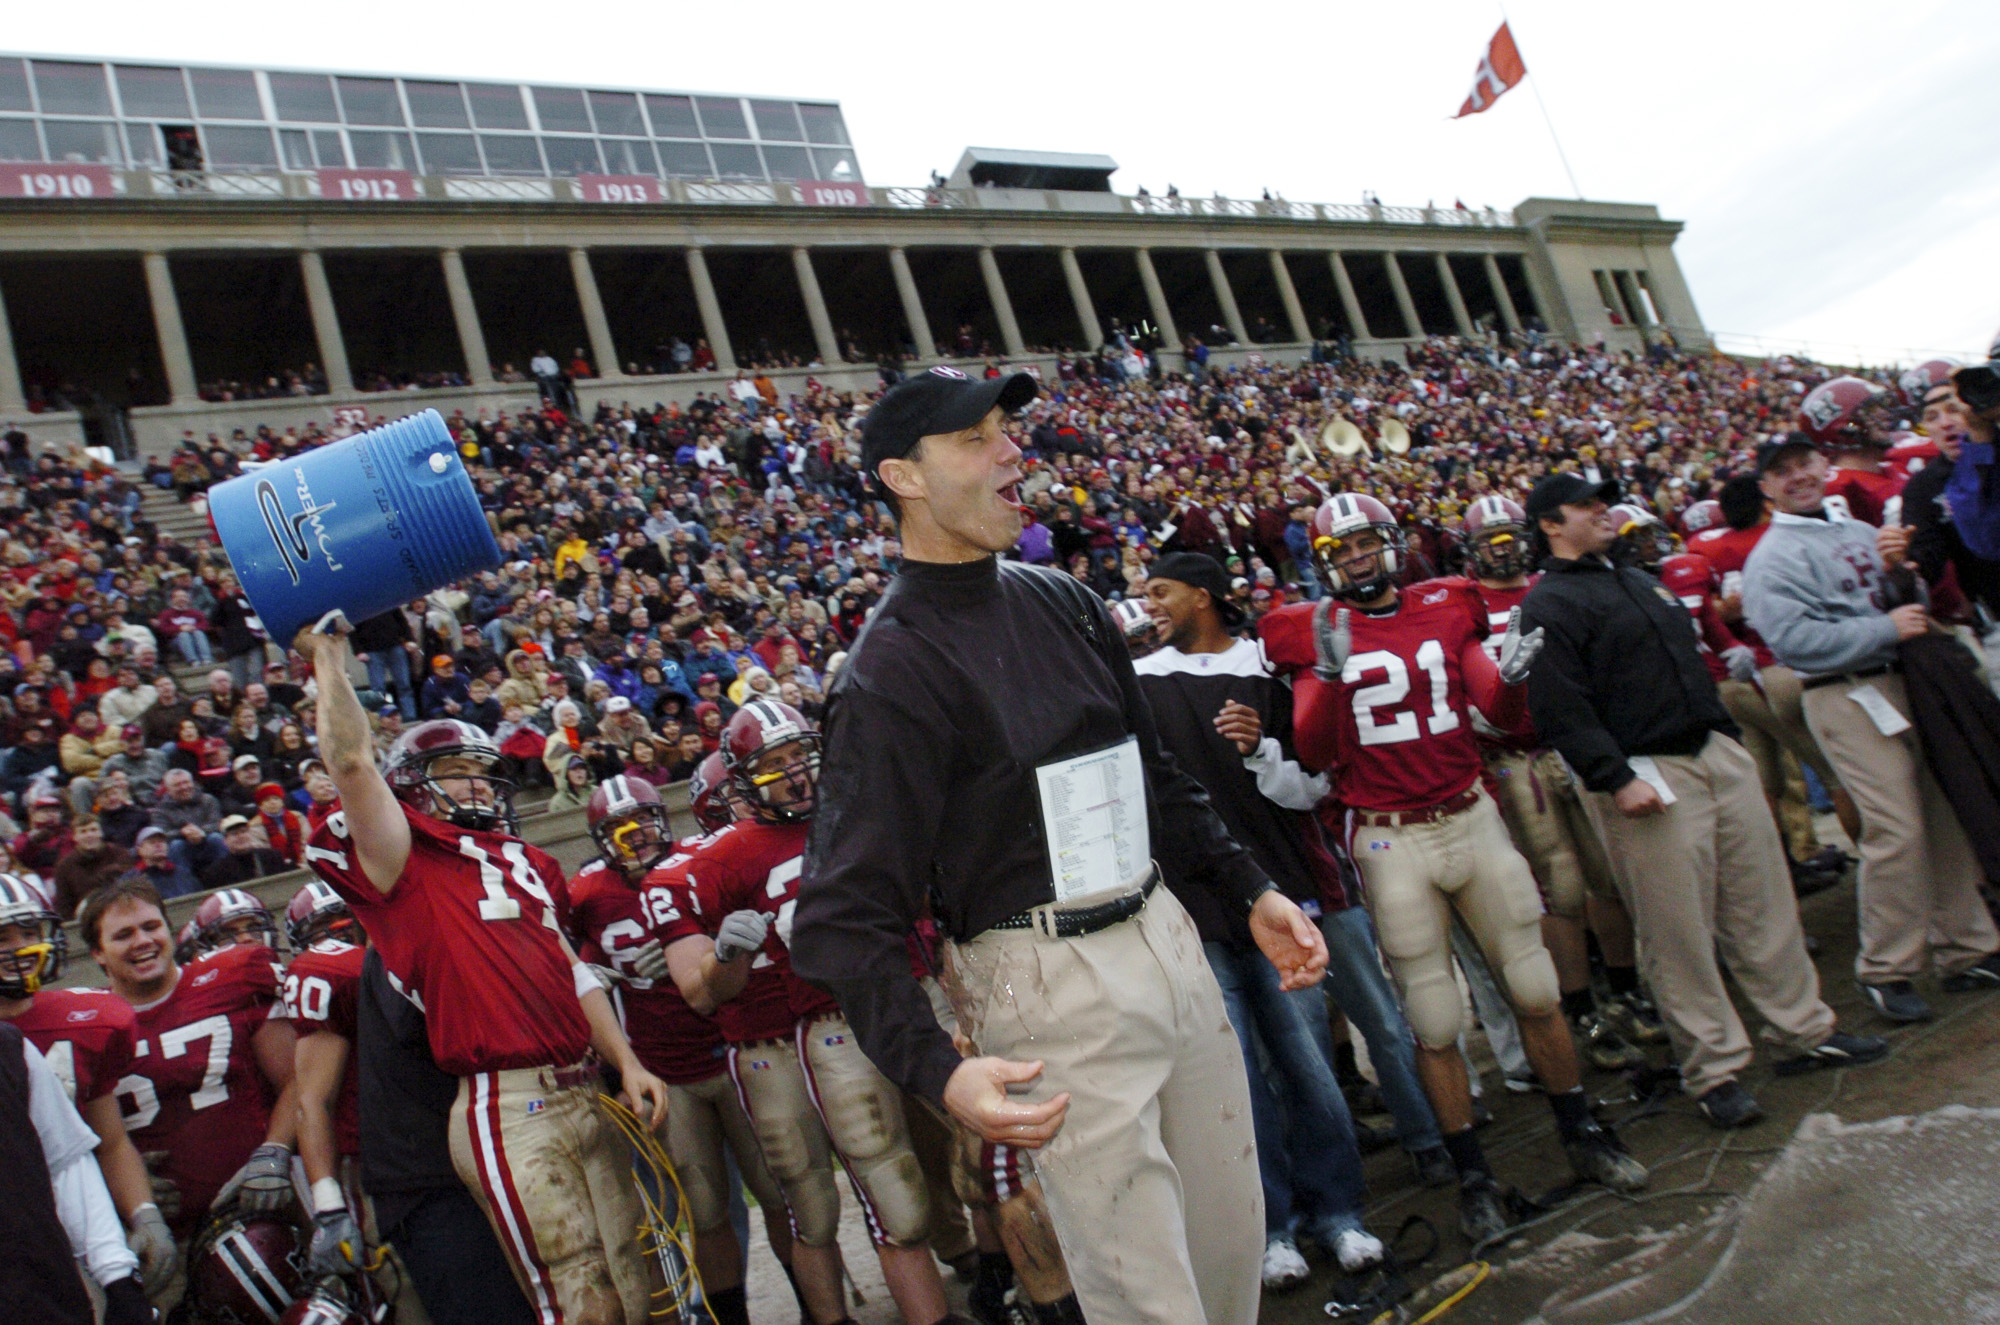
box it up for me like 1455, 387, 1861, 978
599, 1092, 713, 1324
1367, 1260, 1490, 1325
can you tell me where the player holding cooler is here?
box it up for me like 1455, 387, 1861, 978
295, 614, 669, 1325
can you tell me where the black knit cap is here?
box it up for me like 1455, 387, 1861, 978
1148, 551, 1245, 626
859, 366, 1039, 481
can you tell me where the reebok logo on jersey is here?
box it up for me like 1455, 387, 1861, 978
1421, 589, 1449, 605
526, 1099, 545, 1115
66, 1008, 98, 1022
191, 970, 219, 987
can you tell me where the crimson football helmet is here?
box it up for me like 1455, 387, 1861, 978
0, 873, 64, 997
1895, 359, 1957, 408
1460, 495, 1531, 579
687, 752, 735, 834
384, 718, 517, 835
587, 773, 674, 875
1311, 493, 1405, 600
1678, 499, 1723, 535
1799, 376, 1893, 447
285, 880, 358, 951
194, 888, 280, 954
720, 700, 820, 824
1608, 504, 1675, 572
190, 1212, 307, 1324
175, 917, 203, 964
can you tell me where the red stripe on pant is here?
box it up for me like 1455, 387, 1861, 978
726, 1044, 802, 1244
794, 1021, 890, 1248
467, 1070, 562, 1325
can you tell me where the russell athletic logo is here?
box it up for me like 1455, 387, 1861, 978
256, 467, 344, 585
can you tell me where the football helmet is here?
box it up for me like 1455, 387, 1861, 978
0, 873, 64, 998
175, 917, 203, 964
1895, 359, 1957, 407
687, 752, 736, 834
285, 880, 358, 951
1678, 499, 1723, 535
194, 888, 280, 953
189, 1212, 307, 1324
1608, 504, 1675, 572
1311, 493, 1405, 600
384, 718, 517, 835
720, 700, 821, 824
277, 1278, 369, 1325
1799, 376, 1892, 447
1460, 495, 1531, 580
587, 774, 674, 875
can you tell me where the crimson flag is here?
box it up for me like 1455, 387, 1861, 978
1455, 22, 1526, 118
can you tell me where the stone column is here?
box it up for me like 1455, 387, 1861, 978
1384, 253, 1423, 339
1269, 250, 1311, 342
568, 247, 623, 379
790, 247, 843, 366
142, 252, 198, 406
977, 246, 1026, 359
1483, 253, 1522, 335
887, 246, 936, 361
0, 277, 27, 415
1329, 252, 1371, 340
1204, 249, 1250, 345
1435, 253, 1475, 336
1135, 248, 1180, 350
1058, 247, 1102, 349
297, 251, 354, 395
1617, 270, 1655, 327
438, 248, 493, 386
684, 247, 735, 373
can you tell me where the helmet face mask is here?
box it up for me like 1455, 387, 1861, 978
1461, 495, 1531, 580
1608, 505, 1675, 572
0, 916, 61, 999
286, 880, 356, 951
587, 774, 674, 875
722, 701, 821, 825
194, 889, 279, 956
1311, 494, 1405, 601
386, 720, 519, 835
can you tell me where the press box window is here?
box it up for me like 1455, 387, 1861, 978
115, 65, 190, 119
270, 72, 338, 123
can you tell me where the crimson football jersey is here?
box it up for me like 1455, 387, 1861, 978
568, 857, 728, 1084
115, 943, 288, 1234
655, 818, 835, 1042
1420, 575, 1537, 751
1887, 436, 1940, 483
1262, 587, 1524, 812
1687, 523, 1775, 667
1823, 466, 1901, 527
1658, 553, 1744, 682
14, 986, 138, 1105
305, 801, 589, 1075
284, 939, 364, 1158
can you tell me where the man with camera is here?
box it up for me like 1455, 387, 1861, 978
1743, 432, 2000, 1026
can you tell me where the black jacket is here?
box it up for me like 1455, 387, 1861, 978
1520, 555, 1738, 794
1902, 457, 2000, 618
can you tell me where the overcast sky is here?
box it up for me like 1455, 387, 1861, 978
13, 0, 1997, 365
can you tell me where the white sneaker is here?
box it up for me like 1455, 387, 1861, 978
1334, 1228, 1386, 1273
1261, 1237, 1310, 1291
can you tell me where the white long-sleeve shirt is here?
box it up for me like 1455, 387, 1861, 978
24, 1039, 138, 1288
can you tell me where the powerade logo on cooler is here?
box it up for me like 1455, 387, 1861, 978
256, 467, 344, 586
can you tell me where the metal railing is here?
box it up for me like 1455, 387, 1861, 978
59, 165, 1518, 228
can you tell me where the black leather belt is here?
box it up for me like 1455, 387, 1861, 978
989, 872, 1159, 938
1801, 663, 1897, 691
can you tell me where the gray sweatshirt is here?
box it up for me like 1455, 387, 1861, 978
1741, 509, 1900, 677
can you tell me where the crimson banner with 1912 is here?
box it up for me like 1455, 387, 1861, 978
318, 169, 417, 202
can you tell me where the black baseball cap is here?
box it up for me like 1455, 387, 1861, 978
1756, 432, 1820, 476
1524, 472, 1620, 523
860, 367, 1039, 479
1149, 552, 1245, 626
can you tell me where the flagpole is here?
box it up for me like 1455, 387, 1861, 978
1496, 4, 1584, 199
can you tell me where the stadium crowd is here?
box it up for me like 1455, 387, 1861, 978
5, 322, 2000, 1325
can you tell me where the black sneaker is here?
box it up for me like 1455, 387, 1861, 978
1857, 979, 1933, 1023
1410, 1144, 1457, 1188
1574, 1011, 1648, 1071
1562, 1119, 1648, 1193
1598, 991, 1670, 1045
1776, 1030, 1892, 1076
1941, 952, 2000, 993
1695, 1080, 1764, 1129
1458, 1173, 1511, 1244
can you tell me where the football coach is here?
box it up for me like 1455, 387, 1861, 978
792, 365, 1327, 1325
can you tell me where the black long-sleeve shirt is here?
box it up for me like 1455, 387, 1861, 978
794, 556, 1273, 1106
1519, 555, 1738, 794
1904, 457, 2000, 617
